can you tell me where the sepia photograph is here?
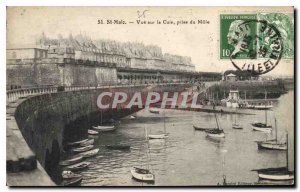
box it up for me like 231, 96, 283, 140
6, 6, 295, 187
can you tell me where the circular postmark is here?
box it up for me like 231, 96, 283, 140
228, 19, 283, 75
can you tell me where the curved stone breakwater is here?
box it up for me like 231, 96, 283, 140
6, 83, 190, 186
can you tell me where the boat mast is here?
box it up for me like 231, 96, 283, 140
265, 91, 267, 125
214, 111, 220, 130
286, 132, 289, 170
163, 109, 166, 134
275, 118, 277, 143
101, 109, 103, 125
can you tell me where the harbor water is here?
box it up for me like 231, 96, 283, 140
68, 91, 294, 186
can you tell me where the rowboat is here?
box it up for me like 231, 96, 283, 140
59, 155, 83, 166
105, 144, 131, 150
130, 115, 136, 120
72, 145, 94, 153
131, 167, 155, 182
80, 139, 94, 147
61, 177, 83, 186
62, 171, 82, 179
66, 161, 90, 171
67, 139, 88, 147
79, 148, 99, 158
88, 129, 99, 135
92, 125, 116, 132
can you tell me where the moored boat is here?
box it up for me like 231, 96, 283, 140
205, 109, 225, 138
62, 170, 82, 179
80, 139, 94, 147
67, 139, 88, 147
131, 167, 155, 182
92, 125, 116, 132
61, 177, 83, 186
88, 129, 99, 135
148, 134, 168, 139
79, 148, 99, 158
105, 144, 131, 150
193, 125, 209, 131
253, 133, 294, 181
66, 161, 90, 171
59, 155, 83, 166
232, 124, 243, 129
256, 118, 287, 150
72, 145, 94, 153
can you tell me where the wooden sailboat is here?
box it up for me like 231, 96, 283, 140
253, 133, 294, 181
252, 91, 272, 132
232, 108, 243, 129
131, 127, 155, 182
205, 111, 225, 138
148, 109, 168, 139
256, 118, 287, 150
92, 110, 116, 131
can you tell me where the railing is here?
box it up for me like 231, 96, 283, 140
6, 82, 189, 103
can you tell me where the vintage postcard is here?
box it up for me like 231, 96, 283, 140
6, 6, 295, 186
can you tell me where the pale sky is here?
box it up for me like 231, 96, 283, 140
7, 7, 294, 76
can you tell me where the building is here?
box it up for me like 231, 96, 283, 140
225, 73, 237, 82
7, 47, 48, 60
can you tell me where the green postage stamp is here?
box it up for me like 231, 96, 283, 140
220, 13, 294, 60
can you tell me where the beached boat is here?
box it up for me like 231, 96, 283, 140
61, 177, 83, 186
149, 108, 159, 114
59, 155, 83, 166
62, 171, 82, 179
256, 118, 287, 150
131, 127, 155, 183
130, 115, 136, 120
80, 139, 94, 147
66, 161, 90, 171
253, 133, 294, 181
72, 145, 94, 153
88, 129, 99, 135
67, 139, 88, 147
79, 148, 99, 158
105, 144, 131, 150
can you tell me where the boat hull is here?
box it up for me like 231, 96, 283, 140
59, 156, 83, 166
61, 177, 83, 186
253, 127, 272, 133
79, 148, 99, 158
257, 142, 287, 150
92, 126, 116, 132
72, 145, 94, 153
80, 139, 94, 147
258, 173, 294, 181
130, 169, 155, 182
206, 132, 225, 138
232, 124, 243, 129
148, 134, 168, 139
